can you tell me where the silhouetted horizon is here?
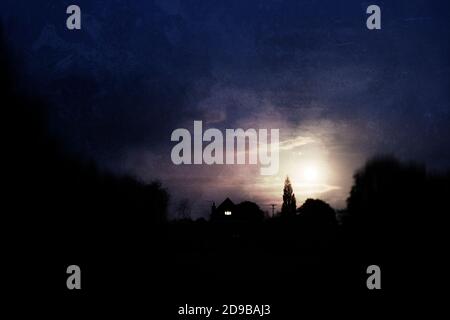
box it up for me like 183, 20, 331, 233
3, 1, 450, 215
2, 2, 450, 316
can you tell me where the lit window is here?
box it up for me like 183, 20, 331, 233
225, 211, 232, 216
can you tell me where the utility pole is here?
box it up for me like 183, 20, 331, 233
267, 204, 277, 217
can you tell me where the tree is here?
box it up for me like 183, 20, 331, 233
176, 198, 191, 220
297, 198, 337, 227
345, 155, 428, 254
281, 176, 296, 216
235, 201, 265, 222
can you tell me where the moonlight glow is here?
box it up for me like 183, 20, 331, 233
303, 165, 320, 182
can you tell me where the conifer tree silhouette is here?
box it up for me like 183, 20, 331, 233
281, 176, 296, 216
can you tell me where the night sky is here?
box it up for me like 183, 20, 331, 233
2, 0, 450, 217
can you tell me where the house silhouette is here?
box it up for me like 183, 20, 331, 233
211, 197, 235, 221
210, 198, 264, 222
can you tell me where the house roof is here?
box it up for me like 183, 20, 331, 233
217, 197, 235, 211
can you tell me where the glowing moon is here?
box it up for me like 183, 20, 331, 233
303, 165, 320, 182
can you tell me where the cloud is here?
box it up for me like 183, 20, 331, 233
5, 0, 450, 217
279, 136, 316, 150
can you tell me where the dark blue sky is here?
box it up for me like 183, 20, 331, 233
1, 0, 450, 215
